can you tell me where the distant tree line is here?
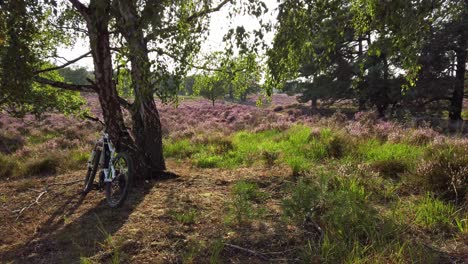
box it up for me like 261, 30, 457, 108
57, 67, 92, 86
181, 52, 262, 106
268, 0, 467, 120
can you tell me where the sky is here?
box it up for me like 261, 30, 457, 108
57, 1, 279, 70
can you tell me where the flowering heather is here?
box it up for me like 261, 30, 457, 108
408, 128, 440, 145
157, 95, 314, 138
0, 93, 465, 164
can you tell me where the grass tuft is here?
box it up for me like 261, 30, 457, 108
225, 180, 267, 225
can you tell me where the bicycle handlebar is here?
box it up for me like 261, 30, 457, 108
84, 114, 131, 135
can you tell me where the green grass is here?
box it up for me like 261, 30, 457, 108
461, 110, 468, 119
164, 139, 198, 159
0, 154, 18, 179
0, 148, 90, 179
357, 139, 423, 162
391, 193, 464, 234
19, 154, 60, 176
225, 180, 268, 225
171, 209, 197, 225
164, 125, 357, 175
27, 131, 59, 145
283, 173, 408, 263
160, 124, 466, 262
414, 194, 457, 230
162, 125, 433, 183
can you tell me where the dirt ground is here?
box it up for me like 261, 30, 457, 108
0, 160, 305, 264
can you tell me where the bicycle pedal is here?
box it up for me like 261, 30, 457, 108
92, 183, 100, 190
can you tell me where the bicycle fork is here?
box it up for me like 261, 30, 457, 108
100, 137, 116, 183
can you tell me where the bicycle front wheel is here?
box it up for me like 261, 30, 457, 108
105, 152, 133, 208
82, 148, 101, 194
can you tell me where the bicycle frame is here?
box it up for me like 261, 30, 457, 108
88, 132, 117, 183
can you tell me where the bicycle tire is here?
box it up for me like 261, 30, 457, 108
105, 152, 133, 208
82, 148, 101, 194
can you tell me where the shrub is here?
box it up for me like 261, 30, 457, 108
19, 154, 61, 177
0, 154, 18, 179
324, 134, 351, 159
0, 133, 24, 154
262, 150, 279, 167
210, 138, 233, 154
415, 144, 468, 202
370, 159, 408, 179
407, 128, 438, 145
225, 181, 267, 225
282, 176, 329, 224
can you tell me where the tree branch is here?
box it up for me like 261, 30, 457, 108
33, 77, 132, 109
118, 97, 132, 110
145, 0, 232, 42
418, 96, 451, 107
186, 0, 232, 23
33, 76, 96, 93
68, 0, 90, 23
35, 51, 92, 74
149, 47, 245, 74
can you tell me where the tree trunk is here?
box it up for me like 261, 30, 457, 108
228, 84, 234, 101
449, 0, 467, 121
115, 0, 166, 176
311, 96, 317, 109
357, 37, 367, 111
85, 0, 133, 151
450, 49, 466, 121
377, 53, 390, 118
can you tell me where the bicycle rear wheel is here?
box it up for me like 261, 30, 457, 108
82, 148, 101, 194
105, 152, 133, 208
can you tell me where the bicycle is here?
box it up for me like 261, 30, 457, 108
82, 127, 134, 208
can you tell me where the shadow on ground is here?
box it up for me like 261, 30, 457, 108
0, 171, 179, 264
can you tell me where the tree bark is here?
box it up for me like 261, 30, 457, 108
67, 0, 137, 154
311, 96, 317, 109
450, 49, 466, 121
357, 37, 367, 111
115, 0, 166, 176
84, 0, 133, 153
449, 0, 467, 121
377, 53, 390, 118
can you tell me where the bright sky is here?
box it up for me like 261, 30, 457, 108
57, 1, 278, 70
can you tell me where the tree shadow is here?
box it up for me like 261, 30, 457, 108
0, 171, 179, 263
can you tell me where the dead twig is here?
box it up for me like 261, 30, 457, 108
13, 188, 48, 220
12, 178, 82, 219
224, 243, 269, 261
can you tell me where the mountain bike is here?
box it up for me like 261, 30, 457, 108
82, 129, 134, 208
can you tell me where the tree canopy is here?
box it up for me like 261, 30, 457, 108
0, 0, 270, 176
267, 0, 467, 119
192, 52, 262, 105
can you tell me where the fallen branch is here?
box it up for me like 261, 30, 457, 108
224, 243, 269, 261
12, 179, 82, 220
13, 188, 48, 220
